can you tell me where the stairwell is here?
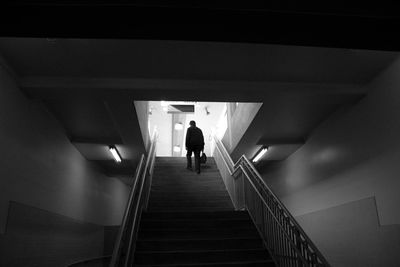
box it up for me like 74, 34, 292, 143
134, 157, 275, 266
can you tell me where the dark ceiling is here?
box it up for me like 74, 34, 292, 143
0, 39, 395, 83
1, 1, 400, 51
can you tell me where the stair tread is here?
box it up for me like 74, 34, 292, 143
136, 239, 264, 252
134, 157, 273, 266
136, 248, 269, 254
139, 227, 256, 232
134, 260, 274, 267
147, 204, 234, 209
138, 236, 260, 241
134, 250, 271, 264
137, 237, 263, 242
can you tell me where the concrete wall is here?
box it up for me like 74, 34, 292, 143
0, 62, 130, 262
222, 102, 262, 154
259, 57, 400, 266
0, 202, 105, 267
148, 101, 172, 156
134, 101, 150, 151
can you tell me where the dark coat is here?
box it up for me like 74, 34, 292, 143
185, 126, 204, 150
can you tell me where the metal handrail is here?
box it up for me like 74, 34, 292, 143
241, 155, 326, 262
123, 135, 157, 266
109, 130, 158, 267
212, 135, 330, 267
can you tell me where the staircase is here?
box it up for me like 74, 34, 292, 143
134, 157, 275, 266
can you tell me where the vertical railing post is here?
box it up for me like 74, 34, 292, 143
295, 228, 303, 267
234, 171, 245, 210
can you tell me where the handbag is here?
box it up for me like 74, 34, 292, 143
200, 152, 207, 164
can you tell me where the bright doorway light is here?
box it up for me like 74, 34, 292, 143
173, 145, 181, 153
174, 123, 184, 131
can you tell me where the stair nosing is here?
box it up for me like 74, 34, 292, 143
134, 259, 274, 267
135, 248, 268, 254
138, 236, 261, 242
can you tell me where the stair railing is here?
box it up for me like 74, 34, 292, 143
109, 130, 158, 267
212, 135, 330, 267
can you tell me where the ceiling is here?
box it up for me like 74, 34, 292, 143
0, 38, 395, 84
2, 1, 400, 51
0, 38, 398, 180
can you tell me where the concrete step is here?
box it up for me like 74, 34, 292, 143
147, 204, 234, 212
148, 207, 235, 212
148, 194, 232, 202
139, 218, 254, 230
141, 211, 250, 221
151, 177, 225, 185
134, 157, 274, 266
149, 191, 229, 198
155, 157, 216, 163
147, 201, 232, 208
134, 262, 275, 267
136, 238, 264, 252
150, 184, 227, 190
138, 227, 260, 240
134, 249, 272, 265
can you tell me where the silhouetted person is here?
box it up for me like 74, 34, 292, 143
186, 120, 204, 174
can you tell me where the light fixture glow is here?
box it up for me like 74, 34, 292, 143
252, 147, 268, 163
174, 123, 184, 131
173, 145, 181, 153
161, 101, 168, 107
109, 146, 122, 163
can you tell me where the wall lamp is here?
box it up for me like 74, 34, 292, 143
109, 146, 122, 163
252, 146, 268, 163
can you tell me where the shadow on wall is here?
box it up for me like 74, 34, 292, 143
296, 197, 400, 267
0, 201, 118, 267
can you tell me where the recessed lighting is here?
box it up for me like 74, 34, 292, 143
109, 146, 122, 163
252, 147, 268, 163
174, 123, 184, 130
173, 145, 181, 153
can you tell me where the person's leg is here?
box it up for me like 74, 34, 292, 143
186, 149, 193, 170
194, 148, 201, 174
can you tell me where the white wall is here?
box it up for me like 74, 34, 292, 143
148, 101, 173, 156
134, 101, 150, 151
259, 57, 400, 266
0, 61, 130, 234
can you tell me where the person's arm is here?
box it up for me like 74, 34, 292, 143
185, 128, 190, 150
201, 130, 205, 151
